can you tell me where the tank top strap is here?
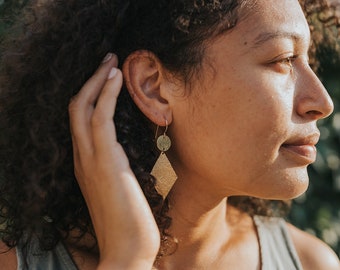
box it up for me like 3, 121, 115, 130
253, 215, 303, 270
16, 236, 78, 270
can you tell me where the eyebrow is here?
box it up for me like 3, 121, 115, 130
252, 31, 307, 47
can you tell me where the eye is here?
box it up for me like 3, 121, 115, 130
278, 57, 294, 67
269, 55, 298, 73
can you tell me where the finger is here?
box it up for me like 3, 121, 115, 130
69, 103, 94, 156
91, 67, 123, 152
69, 53, 118, 152
70, 130, 80, 163
76, 53, 118, 105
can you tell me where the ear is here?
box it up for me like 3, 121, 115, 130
122, 50, 172, 126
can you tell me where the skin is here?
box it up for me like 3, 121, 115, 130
0, 0, 339, 269
69, 55, 160, 269
167, 2, 332, 202
123, 0, 339, 268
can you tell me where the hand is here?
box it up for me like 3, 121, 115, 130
68, 53, 160, 269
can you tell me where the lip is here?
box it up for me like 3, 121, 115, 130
280, 133, 320, 164
281, 144, 317, 164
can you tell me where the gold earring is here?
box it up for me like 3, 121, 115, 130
151, 120, 177, 198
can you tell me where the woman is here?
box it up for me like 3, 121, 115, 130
0, 0, 339, 269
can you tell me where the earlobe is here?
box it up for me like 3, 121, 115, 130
123, 50, 172, 126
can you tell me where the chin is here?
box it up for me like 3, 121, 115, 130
289, 166, 310, 195
260, 168, 310, 200
279, 185, 308, 200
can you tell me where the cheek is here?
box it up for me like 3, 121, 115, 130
172, 89, 289, 184
170, 70, 296, 193
203, 82, 291, 151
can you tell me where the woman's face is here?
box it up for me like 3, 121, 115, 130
168, 0, 334, 200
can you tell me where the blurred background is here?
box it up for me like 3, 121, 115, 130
1, 0, 340, 258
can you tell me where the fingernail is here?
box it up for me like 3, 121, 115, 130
107, 67, 118, 79
102, 53, 113, 63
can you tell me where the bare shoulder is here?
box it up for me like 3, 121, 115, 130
0, 241, 17, 270
287, 223, 340, 270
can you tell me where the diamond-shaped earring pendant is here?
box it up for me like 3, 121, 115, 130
151, 152, 177, 198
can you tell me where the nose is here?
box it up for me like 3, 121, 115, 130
295, 64, 334, 121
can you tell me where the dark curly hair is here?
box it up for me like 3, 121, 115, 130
0, 0, 338, 262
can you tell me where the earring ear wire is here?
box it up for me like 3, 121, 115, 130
151, 119, 177, 198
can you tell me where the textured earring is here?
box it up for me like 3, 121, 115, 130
151, 120, 177, 198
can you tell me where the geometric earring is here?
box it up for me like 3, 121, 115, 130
151, 120, 178, 198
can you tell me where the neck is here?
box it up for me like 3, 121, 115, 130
166, 174, 245, 244
155, 177, 258, 269
167, 194, 229, 247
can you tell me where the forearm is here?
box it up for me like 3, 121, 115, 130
97, 257, 156, 270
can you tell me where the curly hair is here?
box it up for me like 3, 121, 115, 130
0, 0, 338, 261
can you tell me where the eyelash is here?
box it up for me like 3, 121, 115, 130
277, 56, 297, 67
269, 55, 298, 73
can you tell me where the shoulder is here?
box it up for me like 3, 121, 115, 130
0, 241, 17, 270
287, 223, 340, 270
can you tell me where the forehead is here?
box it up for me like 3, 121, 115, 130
238, 0, 310, 47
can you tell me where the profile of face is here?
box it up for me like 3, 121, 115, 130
124, 0, 334, 201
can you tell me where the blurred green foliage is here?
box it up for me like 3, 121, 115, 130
1, 0, 340, 259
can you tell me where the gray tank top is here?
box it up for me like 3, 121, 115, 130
254, 216, 303, 270
16, 216, 303, 269
16, 239, 77, 270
